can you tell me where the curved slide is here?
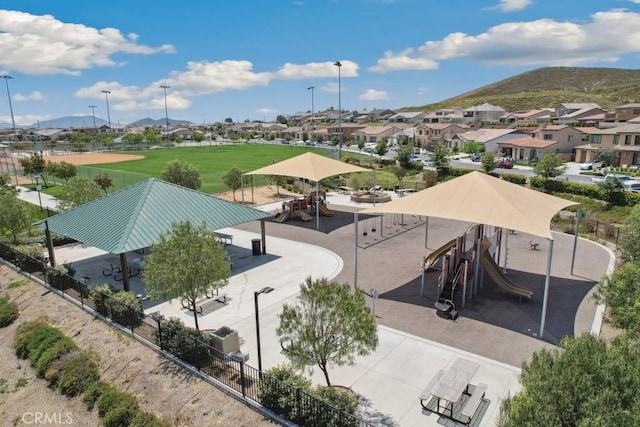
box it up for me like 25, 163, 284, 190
424, 239, 457, 271
480, 239, 533, 299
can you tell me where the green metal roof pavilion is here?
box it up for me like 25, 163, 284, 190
42, 179, 271, 291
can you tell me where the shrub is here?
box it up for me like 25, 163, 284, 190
130, 411, 173, 427
103, 405, 139, 427
310, 386, 359, 427
14, 321, 53, 359
96, 389, 138, 418
501, 173, 526, 185
35, 336, 77, 378
83, 380, 113, 410
259, 365, 313, 420
58, 351, 100, 397
27, 327, 66, 367
90, 284, 142, 328
154, 317, 208, 365
0, 295, 19, 327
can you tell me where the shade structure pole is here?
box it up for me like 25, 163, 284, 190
502, 228, 509, 273
251, 176, 254, 205
316, 181, 320, 230
424, 217, 429, 249
241, 174, 245, 204
354, 212, 359, 290
539, 239, 554, 339
373, 169, 376, 206
420, 255, 426, 297
119, 253, 130, 292
571, 205, 582, 275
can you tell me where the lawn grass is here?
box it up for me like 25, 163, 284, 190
21, 183, 66, 198
89, 144, 335, 194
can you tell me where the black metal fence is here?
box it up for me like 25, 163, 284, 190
0, 242, 370, 427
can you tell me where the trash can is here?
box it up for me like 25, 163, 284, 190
251, 238, 261, 256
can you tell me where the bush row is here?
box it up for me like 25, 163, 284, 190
0, 295, 19, 327
529, 176, 640, 207
258, 365, 358, 427
13, 320, 170, 427
90, 284, 142, 328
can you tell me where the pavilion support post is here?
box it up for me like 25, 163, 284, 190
241, 174, 245, 204
420, 255, 426, 297
539, 239, 554, 339
316, 182, 320, 230
354, 212, 359, 290
424, 216, 429, 249
119, 253, 131, 292
44, 220, 56, 267
260, 219, 266, 254
570, 205, 582, 275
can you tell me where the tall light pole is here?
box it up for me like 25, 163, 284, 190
254, 286, 274, 376
1, 75, 18, 142
101, 90, 111, 129
307, 86, 315, 146
160, 85, 170, 146
88, 105, 97, 151
333, 61, 342, 159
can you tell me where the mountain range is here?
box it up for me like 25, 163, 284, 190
0, 116, 193, 130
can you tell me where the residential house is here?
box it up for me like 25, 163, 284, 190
28, 128, 70, 142
452, 128, 525, 152
352, 124, 409, 145
387, 111, 426, 124
327, 123, 367, 144
554, 103, 606, 125
613, 103, 640, 122
421, 108, 465, 124
572, 124, 640, 166
531, 125, 585, 160
98, 124, 127, 136
462, 103, 506, 125
497, 137, 558, 163
499, 108, 554, 124
415, 123, 469, 148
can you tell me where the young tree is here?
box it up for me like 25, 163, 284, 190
597, 176, 626, 209
57, 177, 103, 211
616, 203, 640, 264
161, 160, 201, 190
277, 277, 378, 386
221, 167, 243, 201
533, 153, 566, 181
392, 166, 407, 188
19, 153, 46, 183
431, 145, 450, 181
396, 145, 414, 169
595, 263, 640, 336
480, 151, 499, 174
374, 140, 388, 158
357, 138, 365, 153
0, 191, 35, 242
93, 172, 114, 195
143, 220, 230, 332
45, 161, 77, 184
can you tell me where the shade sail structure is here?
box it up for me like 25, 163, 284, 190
358, 171, 577, 239
244, 152, 369, 181
41, 178, 271, 254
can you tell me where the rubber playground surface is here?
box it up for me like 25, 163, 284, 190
236, 196, 610, 368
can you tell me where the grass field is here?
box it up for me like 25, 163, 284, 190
89, 144, 335, 193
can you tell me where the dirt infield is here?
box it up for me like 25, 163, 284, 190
43, 152, 144, 165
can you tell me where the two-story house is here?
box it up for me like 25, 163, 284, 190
421, 108, 465, 124
554, 103, 606, 125
452, 128, 525, 152
352, 124, 409, 145
613, 104, 640, 122
415, 123, 469, 148
462, 103, 506, 125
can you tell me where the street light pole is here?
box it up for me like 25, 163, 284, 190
88, 105, 97, 151
307, 86, 315, 146
254, 286, 274, 376
160, 85, 170, 146
101, 90, 111, 129
1, 75, 18, 142
34, 174, 43, 211
333, 61, 342, 159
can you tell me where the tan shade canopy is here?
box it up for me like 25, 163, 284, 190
244, 152, 369, 182
359, 171, 578, 239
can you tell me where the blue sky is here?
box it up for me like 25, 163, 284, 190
1, 0, 640, 126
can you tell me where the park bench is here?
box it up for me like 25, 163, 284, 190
461, 382, 487, 423
206, 288, 228, 303
214, 232, 233, 246
180, 298, 203, 314
529, 241, 540, 251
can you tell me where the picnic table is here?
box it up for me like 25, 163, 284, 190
215, 232, 234, 246
420, 358, 486, 424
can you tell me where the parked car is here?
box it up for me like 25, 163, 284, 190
579, 160, 603, 170
591, 174, 640, 191
498, 159, 513, 169
470, 153, 482, 162
423, 158, 434, 167
280, 140, 290, 144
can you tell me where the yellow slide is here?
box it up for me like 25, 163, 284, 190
424, 239, 457, 271
480, 239, 533, 299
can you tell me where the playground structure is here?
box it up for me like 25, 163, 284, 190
422, 225, 533, 320
273, 191, 333, 223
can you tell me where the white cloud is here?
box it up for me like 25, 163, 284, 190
358, 89, 389, 101
372, 9, 640, 70
276, 60, 359, 79
0, 113, 49, 126
0, 10, 174, 75
369, 49, 439, 73
14, 91, 44, 101
417, 87, 430, 96
321, 82, 341, 94
495, 0, 532, 12
257, 108, 278, 115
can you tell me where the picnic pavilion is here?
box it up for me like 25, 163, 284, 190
39, 178, 271, 291
357, 171, 582, 339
